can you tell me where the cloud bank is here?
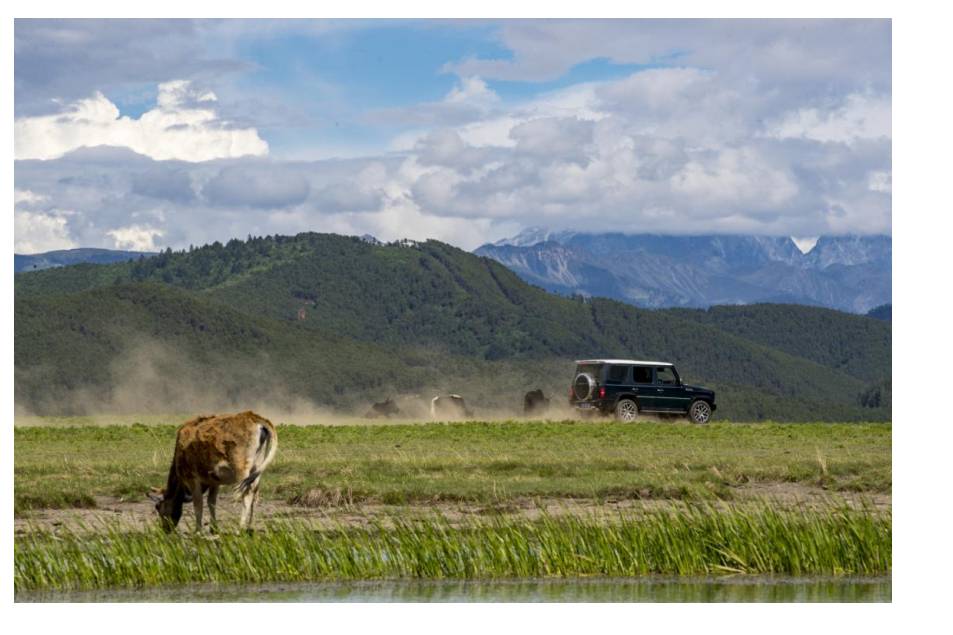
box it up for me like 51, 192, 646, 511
14, 19, 891, 252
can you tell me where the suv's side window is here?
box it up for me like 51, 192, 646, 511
606, 365, 629, 384
633, 366, 652, 384
656, 366, 677, 385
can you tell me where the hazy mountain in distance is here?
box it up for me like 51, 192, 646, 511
14, 248, 156, 273
475, 230, 891, 313
866, 304, 892, 321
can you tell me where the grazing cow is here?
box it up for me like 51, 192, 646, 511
430, 394, 473, 419
523, 389, 550, 416
148, 411, 277, 533
364, 398, 401, 419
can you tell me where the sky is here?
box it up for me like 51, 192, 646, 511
13, 18, 891, 253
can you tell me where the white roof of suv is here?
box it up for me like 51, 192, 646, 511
575, 359, 673, 366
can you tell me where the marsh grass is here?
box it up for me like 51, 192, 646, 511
15, 505, 890, 592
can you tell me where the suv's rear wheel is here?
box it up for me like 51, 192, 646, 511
689, 400, 712, 424
615, 398, 639, 423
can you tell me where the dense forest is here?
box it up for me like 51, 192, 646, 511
15, 233, 892, 421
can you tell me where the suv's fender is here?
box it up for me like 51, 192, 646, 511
611, 392, 641, 412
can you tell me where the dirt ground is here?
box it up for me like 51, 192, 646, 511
15, 483, 891, 535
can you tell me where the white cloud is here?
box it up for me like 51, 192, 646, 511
598, 67, 715, 112
868, 170, 892, 193
14, 189, 77, 253
766, 93, 891, 144
14, 189, 48, 205
14, 80, 268, 162
444, 76, 500, 109
203, 164, 310, 209
14, 210, 76, 253
670, 148, 798, 209
106, 225, 164, 251
443, 20, 891, 95
367, 76, 503, 128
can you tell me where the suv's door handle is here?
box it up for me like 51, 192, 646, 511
656, 388, 663, 392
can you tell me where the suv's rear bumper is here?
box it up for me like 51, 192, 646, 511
570, 399, 613, 414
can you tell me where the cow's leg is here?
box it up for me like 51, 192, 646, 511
191, 479, 204, 533
207, 485, 219, 533
239, 476, 261, 533
239, 484, 254, 532
250, 484, 262, 527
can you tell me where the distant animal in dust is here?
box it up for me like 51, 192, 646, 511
364, 398, 401, 419
523, 389, 550, 416
430, 394, 473, 419
147, 411, 278, 533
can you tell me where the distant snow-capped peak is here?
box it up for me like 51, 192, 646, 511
492, 226, 577, 247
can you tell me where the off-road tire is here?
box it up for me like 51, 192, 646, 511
689, 400, 712, 424
573, 373, 595, 401
615, 398, 639, 423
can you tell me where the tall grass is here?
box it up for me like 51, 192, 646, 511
15, 505, 890, 592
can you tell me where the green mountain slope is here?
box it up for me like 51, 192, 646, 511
14, 233, 891, 421
665, 304, 891, 383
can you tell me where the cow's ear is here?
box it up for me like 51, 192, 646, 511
147, 487, 164, 503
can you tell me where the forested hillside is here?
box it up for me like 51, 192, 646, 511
15, 233, 891, 421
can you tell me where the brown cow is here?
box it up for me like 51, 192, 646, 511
148, 411, 278, 533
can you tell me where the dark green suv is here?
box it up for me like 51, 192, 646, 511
569, 359, 717, 423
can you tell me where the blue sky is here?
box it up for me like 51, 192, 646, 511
97, 21, 651, 158
14, 19, 891, 252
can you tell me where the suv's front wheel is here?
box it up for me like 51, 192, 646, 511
688, 400, 712, 424
615, 398, 639, 423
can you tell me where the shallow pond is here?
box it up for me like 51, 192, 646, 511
18, 575, 890, 602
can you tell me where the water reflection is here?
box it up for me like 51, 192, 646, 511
19, 576, 891, 603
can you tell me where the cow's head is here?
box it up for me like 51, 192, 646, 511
147, 486, 183, 532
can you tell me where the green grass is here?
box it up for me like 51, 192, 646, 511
14, 505, 891, 592
14, 420, 892, 515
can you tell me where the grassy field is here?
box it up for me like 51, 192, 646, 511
14, 419, 892, 514
14, 418, 891, 593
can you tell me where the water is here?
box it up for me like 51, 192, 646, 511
18, 576, 890, 602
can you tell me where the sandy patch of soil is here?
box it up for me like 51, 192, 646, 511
15, 484, 890, 535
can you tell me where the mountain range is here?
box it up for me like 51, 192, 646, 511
14, 233, 890, 421
475, 230, 891, 313
14, 248, 155, 273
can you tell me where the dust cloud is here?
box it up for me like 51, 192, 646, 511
15, 338, 579, 425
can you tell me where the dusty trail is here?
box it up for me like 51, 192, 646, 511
15, 485, 891, 535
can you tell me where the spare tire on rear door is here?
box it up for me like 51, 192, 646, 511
573, 373, 595, 400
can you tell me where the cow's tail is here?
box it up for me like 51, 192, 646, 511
235, 422, 277, 498
430, 396, 439, 418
